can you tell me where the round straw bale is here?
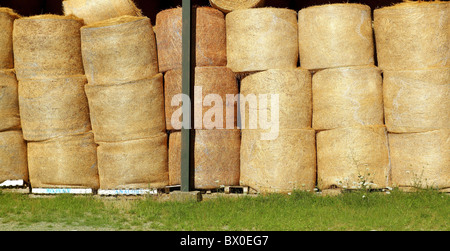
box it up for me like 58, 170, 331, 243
81, 16, 158, 85
0, 131, 28, 183
389, 129, 449, 190
63, 0, 142, 25
240, 129, 316, 193
240, 68, 312, 130
27, 132, 99, 189
18, 75, 91, 141
0, 8, 20, 69
155, 7, 226, 73
97, 133, 168, 190
383, 67, 449, 133
312, 66, 384, 131
298, 4, 374, 70
0, 70, 20, 132
164, 67, 238, 130
168, 130, 240, 189
374, 1, 449, 70
209, 0, 265, 13
226, 8, 298, 73
13, 15, 84, 80
316, 125, 390, 190
85, 74, 166, 143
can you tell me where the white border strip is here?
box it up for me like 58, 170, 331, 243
98, 189, 158, 196
32, 188, 93, 195
0, 180, 25, 187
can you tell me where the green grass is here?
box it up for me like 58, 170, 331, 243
0, 189, 448, 231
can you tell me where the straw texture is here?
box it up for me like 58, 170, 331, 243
298, 4, 375, 70
0, 70, 20, 132
312, 66, 384, 130
0, 131, 28, 183
317, 126, 390, 190
240, 68, 312, 129
383, 68, 449, 133
240, 129, 316, 193
18, 75, 91, 141
389, 130, 449, 190
164, 67, 238, 130
0, 8, 20, 69
63, 0, 142, 25
13, 15, 84, 80
85, 74, 165, 143
374, 1, 449, 70
226, 8, 298, 73
81, 16, 159, 85
27, 132, 99, 189
155, 7, 226, 72
97, 133, 169, 190
168, 130, 240, 189
209, 0, 265, 13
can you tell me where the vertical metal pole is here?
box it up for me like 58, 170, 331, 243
181, 0, 195, 192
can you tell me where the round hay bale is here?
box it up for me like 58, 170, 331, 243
85, 74, 166, 143
0, 131, 28, 183
97, 133, 168, 190
0, 70, 20, 132
13, 15, 84, 81
81, 16, 158, 86
226, 8, 298, 73
389, 130, 449, 190
155, 7, 226, 73
298, 3, 374, 70
164, 67, 238, 130
312, 66, 384, 131
240, 68, 312, 130
0, 8, 20, 69
316, 126, 390, 190
209, 0, 265, 13
240, 129, 316, 193
168, 130, 240, 189
27, 132, 99, 189
374, 1, 449, 70
383, 68, 450, 133
18, 75, 91, 141
63, 0, 142, 25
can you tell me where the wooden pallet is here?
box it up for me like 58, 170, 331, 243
0, 180, 29, 194
31, 188, 93, 195
97, 189, 159, 196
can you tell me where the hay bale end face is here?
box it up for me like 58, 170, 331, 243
0, 131, 28, 183
209, 0, 265, 13
0, 8, 20, 69
0, 70, 20, 132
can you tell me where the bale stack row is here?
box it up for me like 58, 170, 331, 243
12, 15, 99, 189
155, 7, 240, 190
374, 1, 449, 191
0, 8, 28, 186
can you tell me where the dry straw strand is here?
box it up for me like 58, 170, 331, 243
0, 131, 28, 183
0, 8, 20, 69
209, 0, 265, 13
0, 70, 20, 132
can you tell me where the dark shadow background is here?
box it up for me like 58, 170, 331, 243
1, 0, 405, 24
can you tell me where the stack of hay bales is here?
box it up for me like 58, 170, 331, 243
81, 15, 168, 191
225, 7, 315, 193
13, 15, 99, 190
0, 8, 28, 185
374, 1, 449, 191
156, 7, 240, 190
298, 3, 390, 191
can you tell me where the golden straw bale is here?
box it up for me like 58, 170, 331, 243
312, 66, 384, 130
97, 133, 169, 190
27, 132, 99, 189
155, 7, 226, 73
13, 15, 84, 80
374, 1, 449, 70
226, 7, 298, 73
81, 16, 158, 85
0, 131, 28, 183
317, 126, 390, 190
209, 0, 265, 13
298, 3, 374, 70
0, 8, 20, 69
18, 75, 91, 141
383, 67, 449, 133
240, 68, 312, 130
85, 74, 166, 143
168, 130, 240, 189
0, 70, 20, 132
63, 0, 142, 25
